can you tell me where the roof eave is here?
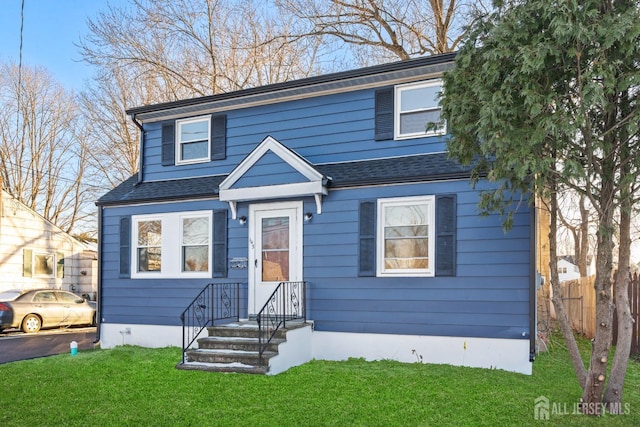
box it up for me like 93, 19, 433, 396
96, 193, 218, 208
126, 52, 457, 119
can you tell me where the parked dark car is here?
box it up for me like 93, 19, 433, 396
0, 289, 96, 333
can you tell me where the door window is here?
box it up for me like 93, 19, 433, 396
261, 217, 289, 282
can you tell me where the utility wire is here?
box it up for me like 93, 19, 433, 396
16, 0, 25, 137
6, 1, 118, 196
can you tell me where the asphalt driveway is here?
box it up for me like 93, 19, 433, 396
0, 327, 98, 364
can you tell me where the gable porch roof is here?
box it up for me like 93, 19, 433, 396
219, 136, 329, 218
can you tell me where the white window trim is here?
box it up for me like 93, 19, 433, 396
131, 211, 213, 279
377, 195, 435, 277
394, 80, 446, 140
179, 212, 212, 274
176, 115, 211, 165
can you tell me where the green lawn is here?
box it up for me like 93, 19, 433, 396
2, 332, 639, 426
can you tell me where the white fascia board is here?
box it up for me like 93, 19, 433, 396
220, 181, 328, 203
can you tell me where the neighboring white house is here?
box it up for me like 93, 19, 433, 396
557, 255, 595, 282
558, 258, 580, 282
0, 189, 97, 299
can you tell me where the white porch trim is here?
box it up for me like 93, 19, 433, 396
219, 136, 329, 218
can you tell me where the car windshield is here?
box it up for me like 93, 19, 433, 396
0, 290, 23, 301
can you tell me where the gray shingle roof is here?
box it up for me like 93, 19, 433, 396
127, 53, 456, 120
96, 153, 472, 206
96, 174, 224, 206
317, 153, 472, 188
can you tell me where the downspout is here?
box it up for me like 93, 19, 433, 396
529, 200, 537, 362
94, 205, 103, 344
131, 114, 144, 186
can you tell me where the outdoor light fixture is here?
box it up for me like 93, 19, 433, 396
304, 212, 313, 222
238, 216, 247, 225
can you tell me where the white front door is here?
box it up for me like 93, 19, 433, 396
249, 201, 303, 315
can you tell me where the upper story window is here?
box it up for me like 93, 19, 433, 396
161, 115, 226, 167
176, 116, 211, 164
394, 80, 445, 140
377, 195, 435, 277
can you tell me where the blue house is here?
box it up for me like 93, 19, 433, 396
96, 52, 537, 375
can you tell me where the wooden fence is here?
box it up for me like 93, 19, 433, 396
554, 274, 640, 354
559, 276, 597, 338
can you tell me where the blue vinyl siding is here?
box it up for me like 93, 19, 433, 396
141, 87, 448, 182
100, 200, 249, 326
101, 58, 534, 345
232, 151, 309, 187
298, 179, 531, 340
100, 177, 531, 340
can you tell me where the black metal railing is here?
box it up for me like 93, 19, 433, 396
179, 282, 241, 364
256, 281, 306, 365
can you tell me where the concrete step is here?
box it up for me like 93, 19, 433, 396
197, 336, 284, 352
176, 361, 269, 375
185, 348, 278, 366
207, 321, 304, 339
177, 320, 309, 374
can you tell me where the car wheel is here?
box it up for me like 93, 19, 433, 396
22, 314, 41, 333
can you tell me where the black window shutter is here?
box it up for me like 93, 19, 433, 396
119, 216, 131, 277
212, 209, 228, 277
374, 88, 394, 141
211, 115, 227, 160
358, 200, 376, 276
435, 195, 457, 276
161, 122, 175, 166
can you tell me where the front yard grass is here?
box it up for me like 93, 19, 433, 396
2, 331, 639, 426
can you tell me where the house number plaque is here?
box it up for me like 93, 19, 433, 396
229, 257, 248, 270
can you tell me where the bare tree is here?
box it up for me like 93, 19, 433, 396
76, 0, 330, 197
0, 61, 92, 234
78, 67, 142, 189
76, 0, 489, 196
78, 0, 326, 102
557, 190, 596, 277
276, 0, 487, 65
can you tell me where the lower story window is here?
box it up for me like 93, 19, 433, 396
377, 195, 435, 277
22, 249, 64, 279
132, 211, 212, 278
136, 219, 162, 272
182, 216, 210, 272
34, 253, 55, 276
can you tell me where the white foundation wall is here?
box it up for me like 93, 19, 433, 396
311, 331, 532, 375
99, 323, 532, 375
100, 323, 183, 349
268, 324, 313, 375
